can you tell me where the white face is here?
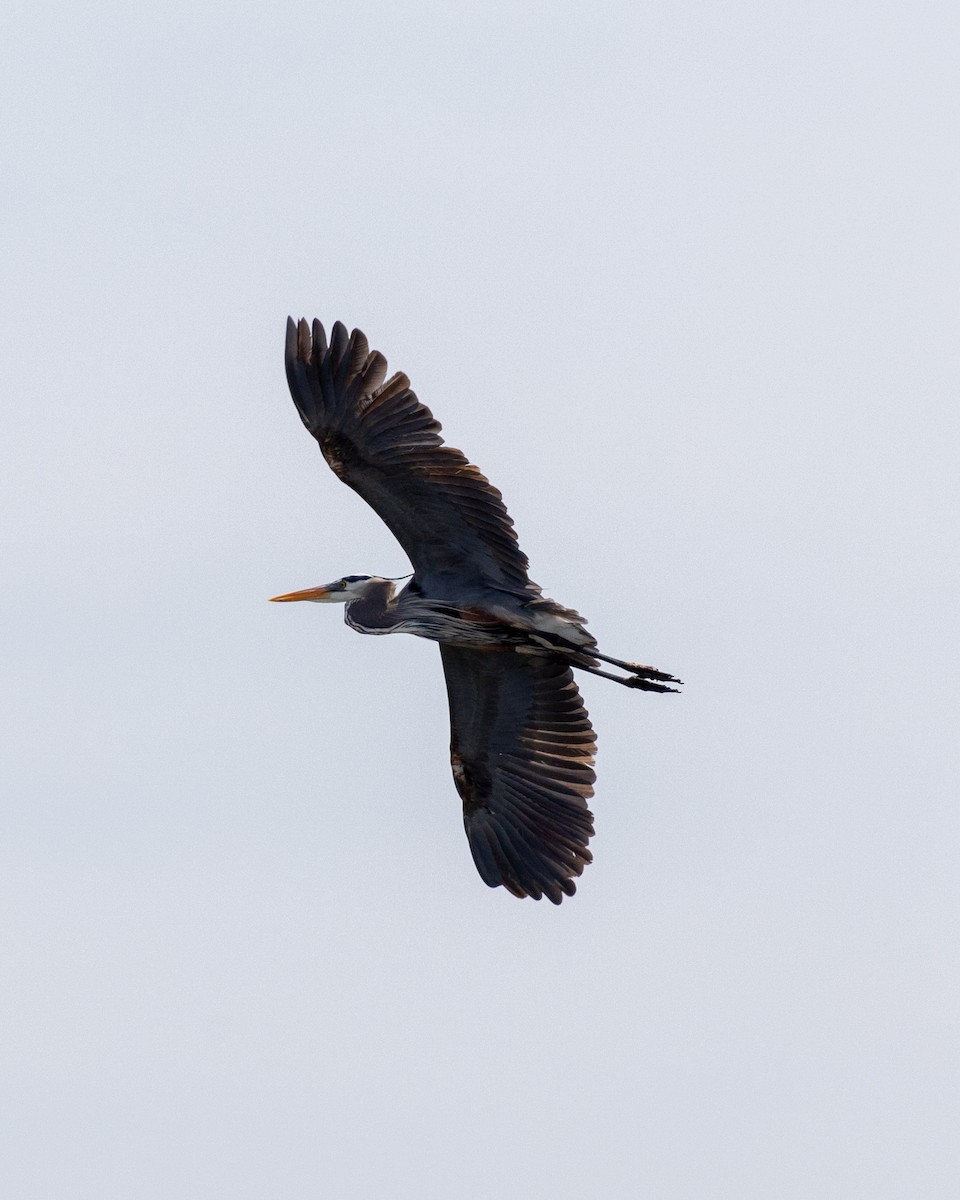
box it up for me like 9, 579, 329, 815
325, 575, 376, 602
268, 576, 374, 604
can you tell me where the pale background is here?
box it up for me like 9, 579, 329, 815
2, 2, 958, 1197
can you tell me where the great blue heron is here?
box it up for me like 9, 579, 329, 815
271, 319, 680, 903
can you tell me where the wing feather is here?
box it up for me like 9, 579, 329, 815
285, 317, 538, 598
439, 645, 596, 903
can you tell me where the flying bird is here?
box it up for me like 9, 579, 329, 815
272, 318, 680, 903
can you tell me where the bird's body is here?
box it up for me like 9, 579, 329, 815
272, 318, 680, 903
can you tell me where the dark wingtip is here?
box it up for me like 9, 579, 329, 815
284, 317, 323, 432
284, 315, 318, 366
465, 810, 591, 904
284, 315, 299, 364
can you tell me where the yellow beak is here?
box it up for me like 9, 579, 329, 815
268, 585, 334, 603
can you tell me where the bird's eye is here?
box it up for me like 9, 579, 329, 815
338, 579, 347, 589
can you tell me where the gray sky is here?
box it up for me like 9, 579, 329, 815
2, 1, 958, 1196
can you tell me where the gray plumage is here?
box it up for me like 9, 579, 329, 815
274, 318, 680, 903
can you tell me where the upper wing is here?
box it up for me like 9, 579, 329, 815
285, 318, 537, 598
439, 645, 596, 903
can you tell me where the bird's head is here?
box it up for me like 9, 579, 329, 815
269, 575, 392, 605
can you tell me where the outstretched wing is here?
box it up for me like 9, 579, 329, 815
439, 645, 596, 903
285, 318, 536, 598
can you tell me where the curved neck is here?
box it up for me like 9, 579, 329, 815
343, 579, 398, 634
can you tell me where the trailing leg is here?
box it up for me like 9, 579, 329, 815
588, 648, 681, 685
570, 658, 681, 693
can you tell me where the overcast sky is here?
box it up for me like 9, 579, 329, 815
2, 2, 958, 1197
